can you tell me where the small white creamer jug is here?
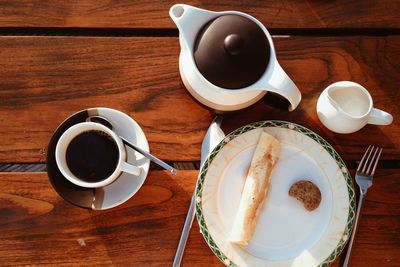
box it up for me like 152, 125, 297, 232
317, 81, 393, 134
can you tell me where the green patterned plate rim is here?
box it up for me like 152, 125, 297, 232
195, 120, 356, 267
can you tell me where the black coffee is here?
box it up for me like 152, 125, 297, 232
66, 130, 119, 183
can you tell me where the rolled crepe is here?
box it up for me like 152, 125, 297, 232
229, 131, 281, 245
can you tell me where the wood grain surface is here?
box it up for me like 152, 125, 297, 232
0, 0, 399, 29
0, 36, 398, 162
0, 170, 398, 266
0, 1, 399, 266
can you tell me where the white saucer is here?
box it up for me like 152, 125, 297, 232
89, 108, 150, 210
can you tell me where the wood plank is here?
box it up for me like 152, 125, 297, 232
0, 1, 399, 29
221, 36, 400, 161
0, 36, 399, 162
0, 171, 198, 266
0, 170, 398, 266
0, 36, 212, 162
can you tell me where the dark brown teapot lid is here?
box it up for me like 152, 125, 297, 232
194, 14, 270, 89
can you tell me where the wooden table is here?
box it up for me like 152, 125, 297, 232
0, 1, 399, 266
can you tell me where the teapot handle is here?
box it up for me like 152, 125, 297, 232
169, 4, 218, 52
264, 60, 302, 111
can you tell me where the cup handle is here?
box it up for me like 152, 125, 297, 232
120, 161, 142, 176
368, 108, 393, 125
264, 60, 302, 111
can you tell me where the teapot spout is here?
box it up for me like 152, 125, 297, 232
260, 59, 301, 111
169, 4, 218, 52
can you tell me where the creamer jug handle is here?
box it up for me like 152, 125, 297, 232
265, 60, 302, 111
368, 108, 393, 125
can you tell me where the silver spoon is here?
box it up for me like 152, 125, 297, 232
86, 115, 177, 175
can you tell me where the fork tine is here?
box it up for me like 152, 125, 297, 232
361, 145, 375, 173
370, 148, 383, 176
366, 147, 379, 174
357, 145, 371, 172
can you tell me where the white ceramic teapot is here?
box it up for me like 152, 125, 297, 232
169, 4, 302, 112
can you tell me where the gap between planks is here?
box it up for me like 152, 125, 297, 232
0, 162, 201, 172
0, 160, 398, 172
0, 27, 399, 37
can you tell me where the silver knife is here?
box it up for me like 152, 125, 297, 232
172, 116, 225, 267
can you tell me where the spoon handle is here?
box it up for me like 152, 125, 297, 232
119, 136, 177, 174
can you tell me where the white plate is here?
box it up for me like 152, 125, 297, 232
90, 108, 150, 210
195, 121, 355, 267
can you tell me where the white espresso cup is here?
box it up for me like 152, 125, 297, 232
55, 122, 141, 188
317, 81, 393, 134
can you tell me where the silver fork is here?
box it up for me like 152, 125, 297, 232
343, 146, 383, 267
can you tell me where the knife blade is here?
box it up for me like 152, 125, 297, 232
172, 116, 225, 267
